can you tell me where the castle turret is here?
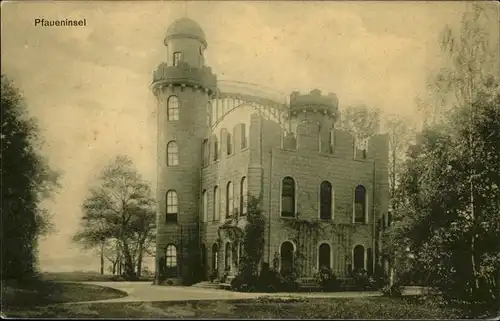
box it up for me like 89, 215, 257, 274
287, 89, 340, 153
152, 18, 217, 284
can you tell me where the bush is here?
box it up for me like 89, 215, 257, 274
230, 273, 257, 292
352, 268, 371, 291
314, 266, 341, 292
380, 282, 404, 297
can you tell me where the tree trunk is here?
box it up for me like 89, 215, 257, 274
137, 243, 144, 278
100, 242, 104, 275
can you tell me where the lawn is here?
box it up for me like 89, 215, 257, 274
2, 278, 128, 313
39, 271, 154, 282
5, 296, 496, 319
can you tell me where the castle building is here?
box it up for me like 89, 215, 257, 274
152, 18, 389, 285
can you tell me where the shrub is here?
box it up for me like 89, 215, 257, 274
231, 273, 257, 292
314, 266, 341, 292
352, 268, 371, 291
380, 281, 404, 297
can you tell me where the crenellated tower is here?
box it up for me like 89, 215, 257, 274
285, 89, 340, 153
152, 18, 217, 284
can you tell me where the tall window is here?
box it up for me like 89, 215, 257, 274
207, 102, 212, 126
240, 176, 248, 216
167, 95, 180, 120
226, 181, 234, 218
280, 241, 294, 275
329, 130, 334, 153
224, 242, 231, 271
202, 189, 208, 222
165, 245, 177, 275
202, 139, 209, 166
320, 181, 333, 220
213, 136, 219, 161
354, 185, 367, 223
213, 186, 219, 221
166, 190, 178, 223
241, 124, 247, 149
281, 177, 296, 217
173, 52, 182, 66
318, 243, 331, 269
167, 141, 179, 166
227, 133, 233, 155
353, 245, 365, 271
212, 243, 219, 272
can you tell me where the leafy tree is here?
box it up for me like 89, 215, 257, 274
73, 155, 155, 280
337, 104, 382, 141
386, 3, 500, 304
1, 74, 60, 280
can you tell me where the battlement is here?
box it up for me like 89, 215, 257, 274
289, 89, 340, 120
152, 62, 217, 95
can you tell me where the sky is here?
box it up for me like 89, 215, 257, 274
1, 0, 478, 272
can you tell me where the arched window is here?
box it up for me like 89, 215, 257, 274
166, 190, 178, 223
320, 181, 333, 220
241, 124, 247, 149
353, 245, 365, 271
280, 241, 295, 275
165, 245, 177, 275
207, 102, 212, 127
167, 96, 180, 121
213, 186, 219, 221
167, 141, 179, 166
329, 130, 335, 153
226, 181, 233, 218
224, 242, 231, 271
202, 189, 208, 222
281, 177, 296, 217
227, 132, 233, 155
212, 243, 219, 272
213, 136, 219, 161
318, 243, 331, 269
202, 139, 209, 166
354, 185, 367, 223
240, 176, 248, 216
173, 51, 182, 66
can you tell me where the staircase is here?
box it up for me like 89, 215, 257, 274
191, 281, 222, 290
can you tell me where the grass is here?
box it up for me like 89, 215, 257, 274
5, 296, 496, 319
2, 278, 128, 312
39, 271, 154, 282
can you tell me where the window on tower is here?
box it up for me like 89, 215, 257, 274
173, 52, 182, 66
167, 95, 180, 121
227, 133, 233, 155
166, 190, 178, 224
354, 185, 367, 223
167, 141, 179, 166
281, 177, 296, 218
226, 181, 234, 218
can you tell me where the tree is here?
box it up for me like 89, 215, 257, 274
337, 104, 382, 141
73, 155, 155, 280
1, 74, 60, 280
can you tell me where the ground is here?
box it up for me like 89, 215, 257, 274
2, 273, 496, 319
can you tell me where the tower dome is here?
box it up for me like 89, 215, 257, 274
165, 17, 207, 47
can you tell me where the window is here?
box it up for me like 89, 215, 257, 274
226, 181, 234, 218
212, 243, 219, 272
320, 181, 333, 220
280, 241, 294, 275
224, 242, 231, 271
226, 132, 233, 155
213, 136, 219, 161
207, 102, 212, 127
241, 125, 247, 149
353, 245, 365, 271
318, 243, 331, 269
166, 190, 178, 223
354, 185, 366, 223
167, 95, 180, 120
202, 189, 208, 222
281, 177, 296, 217
240, 176, 248, 216
202, 139, 209, 166
165, 245, 177, 275
173, 52, 182, 66
213, 186, 219, 221
329, 130, 334, 153
167, 141, 179, 166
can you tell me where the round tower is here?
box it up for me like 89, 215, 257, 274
286, 89, 340, 153
152, 17, 217, 284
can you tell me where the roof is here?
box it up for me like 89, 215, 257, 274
165, 17, 207, 47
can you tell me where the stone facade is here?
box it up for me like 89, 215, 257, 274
153, 18, 389, 285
